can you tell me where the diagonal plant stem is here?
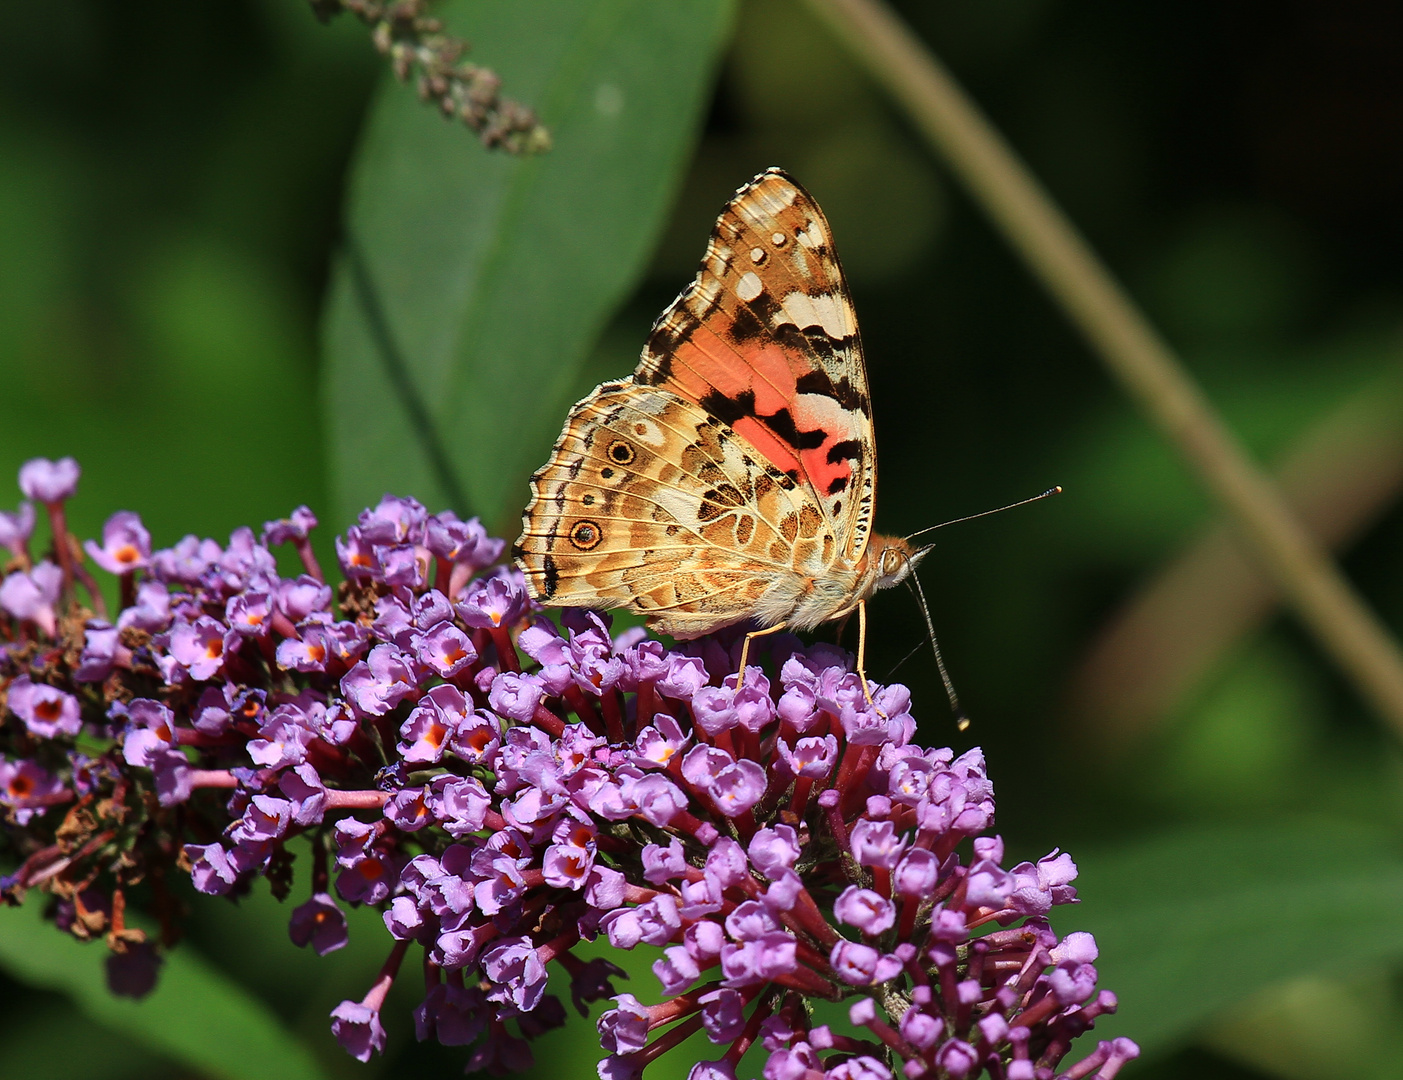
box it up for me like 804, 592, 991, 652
802, 0, 1403, 737
1070, 359, 1403, 754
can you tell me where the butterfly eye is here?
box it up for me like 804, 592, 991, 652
607, 440, 636, 466
569, 520, 604, 551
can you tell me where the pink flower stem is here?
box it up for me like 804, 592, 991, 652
71, 558, 107, 619
671, 810, 717, 844
563, 685, 605, 735
645, 984, 713, 1027
636, 679, 656, 727
836, 745, 879, 816
854, 1009, 917, 1061
600, 687, 626, 744
294, 538, 324, 583
772, 964, 840, 999
822, 795, 851, 855
722, 988, 773, 1064
324, 789, 390, 810
535, 927, 580, 966
1012, 990, 1059, 1033
118, 571, 136, 613
42, 501, 75, 594
489, 627, 519, 672
531, 702, 566, 737
739, 725, 761, 765
790, 886, 843, 948
361, 938, 411, 1012
447, 562, 473, 600
187, 770, 241, 791
632, 1013, 705, 1067
1061, 1044, 1112, 1080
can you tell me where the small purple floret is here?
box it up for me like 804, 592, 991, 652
18, 456, 80, 502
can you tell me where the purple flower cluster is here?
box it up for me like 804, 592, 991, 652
0, 456, 1138, 1080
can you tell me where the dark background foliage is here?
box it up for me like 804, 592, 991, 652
4, 2, 1403, 1078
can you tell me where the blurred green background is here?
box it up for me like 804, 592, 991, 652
5, 1, 1403, 1078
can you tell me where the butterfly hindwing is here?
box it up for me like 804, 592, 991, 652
515, 382, 841, 638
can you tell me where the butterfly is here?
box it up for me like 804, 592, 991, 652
514, 167, 928, 692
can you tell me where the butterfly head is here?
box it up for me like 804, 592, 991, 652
869, 535, 932, 594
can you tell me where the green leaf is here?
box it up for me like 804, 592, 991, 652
0, 898, 328, 1080
0, 1004, 165, 1080
1201, 971, 1403, 1080
321, 0, 735, 533
1060, 818, 1403, 1057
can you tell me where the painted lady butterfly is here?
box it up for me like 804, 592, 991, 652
514, 167, 927, 688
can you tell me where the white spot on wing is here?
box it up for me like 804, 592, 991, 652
737, 272, 764, 302
767, 182, 797, 208
796, 220, 826, 249
778, 290, 850, 339
629, 418, 665, 448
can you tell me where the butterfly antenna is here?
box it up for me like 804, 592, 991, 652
885, 638, 927, 680
904, 486, 1063, 544
904, 558, 969, 732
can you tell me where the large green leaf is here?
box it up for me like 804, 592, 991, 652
0, 898, 327, 1080
1201, 971, 1403, 1080
1060, 818, 1403, 1057
321, 0, 734, 533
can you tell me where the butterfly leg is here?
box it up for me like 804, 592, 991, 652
736, 623, 787, 691
856, 600, 887, 717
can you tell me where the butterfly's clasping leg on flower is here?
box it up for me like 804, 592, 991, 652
736, 622, 787, 691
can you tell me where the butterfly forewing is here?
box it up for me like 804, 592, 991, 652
634, 168, 876, 563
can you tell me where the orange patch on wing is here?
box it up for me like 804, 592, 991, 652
732, 416, 801, 477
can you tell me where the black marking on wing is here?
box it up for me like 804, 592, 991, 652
826, 438, 862, 464
699, 388, 756, 427
766, 406, 828, 451
729, 304, 766, 343
794, 370, 869, 415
